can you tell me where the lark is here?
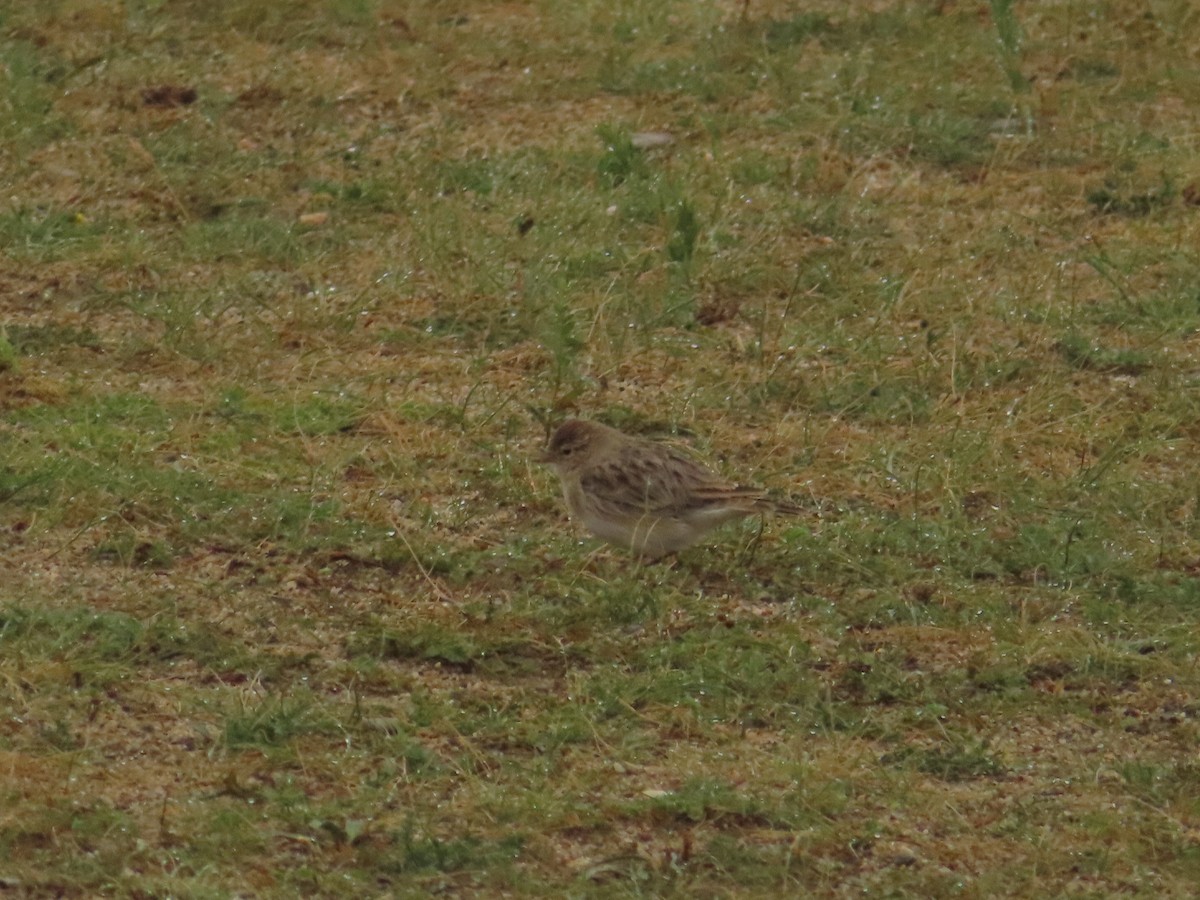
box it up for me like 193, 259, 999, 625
539, 418, 799, 560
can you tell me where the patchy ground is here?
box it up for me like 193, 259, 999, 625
3, 0, 1200, 895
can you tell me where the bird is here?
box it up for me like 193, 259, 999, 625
539, 418, 799, 560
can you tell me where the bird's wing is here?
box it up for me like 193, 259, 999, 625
581, 444, 764, 520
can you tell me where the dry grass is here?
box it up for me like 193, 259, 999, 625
3, 0, 1200, 895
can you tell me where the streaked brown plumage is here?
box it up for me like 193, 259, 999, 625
539, 419, 798, 560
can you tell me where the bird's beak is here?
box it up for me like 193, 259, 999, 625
535, 449, 553, 464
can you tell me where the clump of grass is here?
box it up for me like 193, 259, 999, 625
596, 124, 646, 186
1086, 175, 1177, 217
989, 0, 1028, 93
0, 330, 17, 372
222, 692, 326, 750
665, 196, 700, 266
1055, 331, 1154, 375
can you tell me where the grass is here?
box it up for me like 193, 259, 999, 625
3, 0, 1200, 895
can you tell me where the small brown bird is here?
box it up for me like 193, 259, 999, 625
539, 418, 799, 560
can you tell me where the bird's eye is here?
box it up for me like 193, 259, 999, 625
562, 446, 573, 455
